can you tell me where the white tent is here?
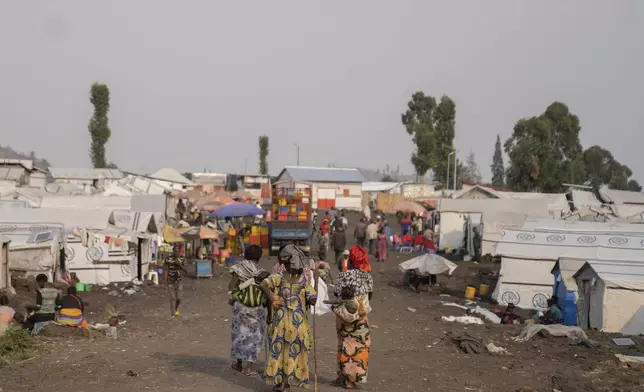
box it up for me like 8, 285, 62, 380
438, 198, 550, 254
492, 220, 644, 309
574, 261, 644, 335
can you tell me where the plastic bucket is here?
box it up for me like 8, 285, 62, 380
75, 282, 85, 292
464, 286, 476, 300
479, 284, 489, 296
84, 284, 93, 292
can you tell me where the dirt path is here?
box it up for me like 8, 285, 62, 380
2, 215, 643, 391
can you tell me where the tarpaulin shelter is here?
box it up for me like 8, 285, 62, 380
398, 253, 457, 276
181, 226, 220, 240
210, 202, 264, 218
163, 225, 189, 243
392, 200, 427, 216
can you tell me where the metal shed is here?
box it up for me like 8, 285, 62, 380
275, 166, 364, 210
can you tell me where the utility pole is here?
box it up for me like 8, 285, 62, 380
293, 143, 300, 166
453, 152, 458, 191
447, 151, 455, 190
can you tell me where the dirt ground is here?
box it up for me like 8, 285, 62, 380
2, 213, 644, 392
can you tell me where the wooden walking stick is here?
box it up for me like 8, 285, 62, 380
313, 305, 318, 392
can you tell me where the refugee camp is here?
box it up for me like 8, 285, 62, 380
2, 2, 644, 392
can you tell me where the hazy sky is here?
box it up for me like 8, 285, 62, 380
2, 1, 643, 180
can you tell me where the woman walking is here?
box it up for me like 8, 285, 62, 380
261, 245, 318, 392
331, 287, 371, 389
333, 245, 373, 388
229, 245, 269, 376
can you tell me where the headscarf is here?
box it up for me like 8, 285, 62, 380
231, 245, 264, 283
279, 244, 307, 271
349, 245, 371, 273
230, 259, 262, 282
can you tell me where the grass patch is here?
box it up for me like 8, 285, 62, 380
0, 327, 34, 367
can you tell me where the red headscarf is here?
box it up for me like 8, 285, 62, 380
349, 245, 371, 273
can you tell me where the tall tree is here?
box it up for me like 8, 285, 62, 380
433, 96, 456, 184
490, 134, 505, 186
504, 102, 584, 192
582, 145, 641, 191
402, 92, 456, 182
88, 82, 112, 168
402, 92, 437, 178
461, 151, 482, 183
258, 135, 269, 175
628, 179, 642, 192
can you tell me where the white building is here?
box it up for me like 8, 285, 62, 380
574, 261, 644, 335
275, 166, 364, 210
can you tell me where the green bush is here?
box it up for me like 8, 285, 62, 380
0, 327, 33, 367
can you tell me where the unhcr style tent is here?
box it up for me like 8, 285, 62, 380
574, 261, 644, 335
492, 219, 644, 309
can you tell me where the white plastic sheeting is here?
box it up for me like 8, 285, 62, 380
398, 254, 458, 276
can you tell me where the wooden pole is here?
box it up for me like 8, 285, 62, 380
313, 305, 318, 392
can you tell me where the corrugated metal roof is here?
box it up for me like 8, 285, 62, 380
277, 166, 364, 183
48, 168, 124, 180
0, 167, 25, 181
148, 168, 192, 184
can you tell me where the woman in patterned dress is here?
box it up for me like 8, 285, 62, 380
228, 246, 268, 375
332, 291, 371, 389
260, 245, 318, 392
333, 245, 373, 388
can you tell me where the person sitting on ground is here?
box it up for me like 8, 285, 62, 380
539, 297, 563, 325
56, 286, 88, 328
500, 303, 523, 325
401, 230, 413, 246
0, 294, 16, 337
23, 274, 61, 331
413, 233, 426, 248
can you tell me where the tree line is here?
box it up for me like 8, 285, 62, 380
403, 93, 640, 193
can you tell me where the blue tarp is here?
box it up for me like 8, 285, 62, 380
209, 202, 264, 218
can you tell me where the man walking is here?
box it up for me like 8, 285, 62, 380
164, 245, 187, 317
354, 217, 367, 247
366, 219, 378, 255
331, 226, 347, 266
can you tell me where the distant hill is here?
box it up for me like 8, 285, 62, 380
0, 145, 51, 170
